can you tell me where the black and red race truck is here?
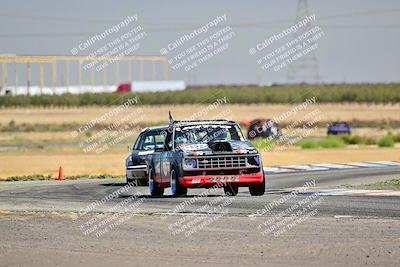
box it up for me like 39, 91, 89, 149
145, 118, 265, 197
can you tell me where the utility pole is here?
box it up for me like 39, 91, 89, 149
286, 0, 321, 84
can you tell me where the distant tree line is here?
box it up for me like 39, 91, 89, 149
0, 84, 399, 107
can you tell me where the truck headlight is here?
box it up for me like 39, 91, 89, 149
247, 155, 260, 166
184, 159, 197, 169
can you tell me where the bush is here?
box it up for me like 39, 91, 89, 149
378, 136, 395, 147
341, 135, 363, 145
340, 135, 351, 144
319, 137, 346, 148
391, 133, 400, 143
299, 139, 320, 149
340, 135, 380, 145
364, 137, 377, 145
350, 135, 363, 144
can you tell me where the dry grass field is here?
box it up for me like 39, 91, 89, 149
0, 103, 399, 179
1, 103, 399, 125
0, 146, 399, 179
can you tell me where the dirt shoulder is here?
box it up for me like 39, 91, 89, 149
0, 212, 399, 267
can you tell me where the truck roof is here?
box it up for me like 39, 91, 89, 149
140, 125, 168, 133
139, 120, 237, 134
171, 119, 236, 126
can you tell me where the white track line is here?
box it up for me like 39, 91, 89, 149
370, 161, 400, 166
309, 163, 357, 169
345, 162, 391, 168
263, 161, 400, 174
263, 167, 296, 173
279, 165, 329, 171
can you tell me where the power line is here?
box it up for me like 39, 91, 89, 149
1, 7, 400, 38
316, 7, 400, 20
0, 12, 117, 24
1, 24, 400, 38
0, 7, 399, 25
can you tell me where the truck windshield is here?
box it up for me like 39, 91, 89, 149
174, 124, 244, 144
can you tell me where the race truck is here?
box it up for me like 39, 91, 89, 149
145, 118, 265, 197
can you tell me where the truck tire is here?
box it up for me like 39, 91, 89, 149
249, 176, 265, 196
149, 168, 164, 197
224, 185, 238, 196
126, 177, 141, 186
170, 169, 187, 197
126, 176, 134, 185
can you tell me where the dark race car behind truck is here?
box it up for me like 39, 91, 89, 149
126, 126, 167, 186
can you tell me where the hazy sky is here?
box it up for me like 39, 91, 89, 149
0, 0, 399, 85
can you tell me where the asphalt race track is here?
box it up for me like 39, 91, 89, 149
0, 167, 399, 267
0, 166, 399, 217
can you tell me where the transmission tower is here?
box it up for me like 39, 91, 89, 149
286, 0, 321, 84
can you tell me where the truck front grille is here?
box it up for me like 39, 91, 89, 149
195, 156, 249, 169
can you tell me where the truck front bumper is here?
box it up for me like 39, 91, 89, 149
179, 172, 264, 188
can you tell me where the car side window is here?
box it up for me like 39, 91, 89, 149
135, 130, 166, 151
155, 134, 166, 149
142, 134, 155, 150
134, 132, 154, 150
133, 133, 144, 150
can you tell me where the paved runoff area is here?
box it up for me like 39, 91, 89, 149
0, 164, 399, 266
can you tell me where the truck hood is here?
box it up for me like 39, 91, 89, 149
177, 140, 257, 154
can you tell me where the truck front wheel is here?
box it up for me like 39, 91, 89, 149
224, 185, 239, 196
170, 169, 187, 197
249, 177, 265, 196
149, 168, 164, 197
